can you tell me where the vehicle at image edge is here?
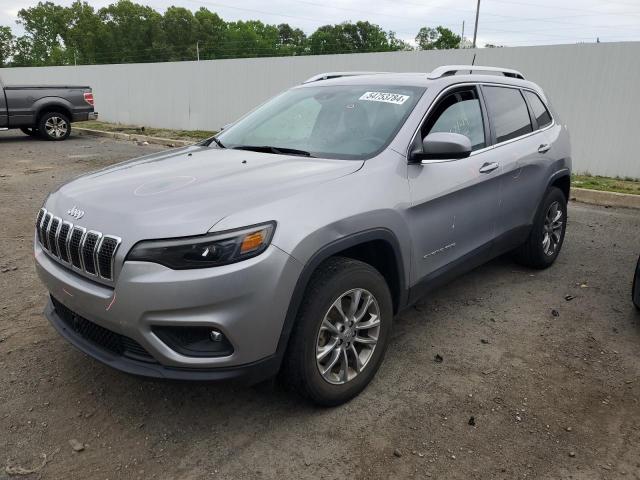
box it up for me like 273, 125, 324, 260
0, 75, 97, 141
633, 255, 640, 310
34, 65, 571, 406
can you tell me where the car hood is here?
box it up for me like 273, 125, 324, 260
44, 146, 363, 241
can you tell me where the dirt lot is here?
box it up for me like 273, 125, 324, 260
1, 130, 639, 480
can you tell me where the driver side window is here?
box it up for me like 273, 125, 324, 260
420, 87, 486, 152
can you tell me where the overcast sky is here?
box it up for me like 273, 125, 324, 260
2, 0, 640, 47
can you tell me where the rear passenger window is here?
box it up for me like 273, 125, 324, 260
483, 86, 532, 143
422, 88, 486, 151
523, 90, 552, 129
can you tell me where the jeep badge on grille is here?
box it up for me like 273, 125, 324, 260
67, 206, 85, 220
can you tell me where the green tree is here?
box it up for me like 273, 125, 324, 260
16, 1, 70, 65
61, 2, 105, 65
0, 26, 14, 66
415, 26, 461, 50
223, 20, 279, 59
194, 8, 226, 60
388, 31, 413, 51
98, 0, 165, 63
308, 21, 405, 55
277, 23, 306, 54
163, 6, 198, 61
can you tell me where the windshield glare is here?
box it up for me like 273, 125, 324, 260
217, 84, 425, 159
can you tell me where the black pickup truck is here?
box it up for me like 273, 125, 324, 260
0, 76, 97, 141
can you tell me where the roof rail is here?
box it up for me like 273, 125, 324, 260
302, 71, 388, 84
427, 65, 525, 80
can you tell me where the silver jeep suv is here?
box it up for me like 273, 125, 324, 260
35, 66, 571, 405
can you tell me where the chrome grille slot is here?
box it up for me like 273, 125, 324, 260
69, 227, 85, 268
97, 236, 120, 280
57, 222, 72, 263
35, 209, 121, 281
41, 213, 52, 250
35, 209, 45, 243
48, 217, 61, 256
82, 231, 101, 275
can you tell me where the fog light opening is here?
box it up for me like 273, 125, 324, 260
152, 326, 233, 358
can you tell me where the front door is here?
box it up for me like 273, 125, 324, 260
406, 85, 501, 286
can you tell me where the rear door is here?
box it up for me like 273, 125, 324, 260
481, 85, 553, 243
406, 84, 502, 286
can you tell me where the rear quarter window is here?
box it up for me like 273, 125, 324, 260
523, 90, 552, 129
483, 86, 533, 143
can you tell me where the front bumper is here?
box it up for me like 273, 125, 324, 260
45, 298, 281, 383
35, 241, 303, 380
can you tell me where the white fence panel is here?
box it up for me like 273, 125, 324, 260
2, 42, 639, 178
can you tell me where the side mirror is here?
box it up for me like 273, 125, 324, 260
410, 132, 472, 163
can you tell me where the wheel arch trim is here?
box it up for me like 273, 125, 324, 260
274, 228, 407, 365
34, 97, 74, 122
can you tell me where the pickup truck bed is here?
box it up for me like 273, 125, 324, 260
0, 79, 97, 141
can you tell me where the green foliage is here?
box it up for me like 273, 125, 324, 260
415, 26, 461, 50
0, 26, 14, 66
0, 1, 465, 67
308, 21, 405, 55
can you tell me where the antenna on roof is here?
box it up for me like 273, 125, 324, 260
471, 53, 476, 66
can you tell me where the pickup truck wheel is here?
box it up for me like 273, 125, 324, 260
20, 127, 38, 137
283, 257, 393, 406
38, 112, 71, 141
514, 186, 567, 269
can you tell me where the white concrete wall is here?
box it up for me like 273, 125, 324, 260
2, 42, 639, 178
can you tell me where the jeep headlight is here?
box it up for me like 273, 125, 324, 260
127, 222, 275, 269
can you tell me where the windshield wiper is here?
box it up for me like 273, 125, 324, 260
202, 136, 225, 148
231, 145, 313, 157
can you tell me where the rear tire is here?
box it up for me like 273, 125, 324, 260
20, 127, 38, 137
38, 111, 71, 141
282, 257, 393, 406
514, 187, 567, 269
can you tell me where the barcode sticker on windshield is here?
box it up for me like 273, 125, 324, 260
359, 91, 410, 105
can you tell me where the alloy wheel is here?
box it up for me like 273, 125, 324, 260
542, 201, 563, 256
315, 288, 381, 385
44, 116, 68, 139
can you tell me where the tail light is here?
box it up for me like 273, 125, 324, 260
83, 92, 94, 106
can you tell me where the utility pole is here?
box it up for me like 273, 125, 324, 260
460, 20, 465, 48
472, 0, 481, 49
196, 41, 200, 61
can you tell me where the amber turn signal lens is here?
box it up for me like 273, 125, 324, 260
240, 230, 265, 254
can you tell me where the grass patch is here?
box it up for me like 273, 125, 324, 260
572, 174, 640, 196
77, 120, 215, 141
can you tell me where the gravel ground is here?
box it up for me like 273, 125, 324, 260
1, 130, 639, 480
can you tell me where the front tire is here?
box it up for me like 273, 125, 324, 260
38, 112, 71, 141
282, 257, 393, 406
514, 186, 567, 269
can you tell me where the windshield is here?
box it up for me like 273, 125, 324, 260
216, 84, 426, 160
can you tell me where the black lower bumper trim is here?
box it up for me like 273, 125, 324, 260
45, 299, 281, 384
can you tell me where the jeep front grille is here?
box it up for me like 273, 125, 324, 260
36, 208, 121, 281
